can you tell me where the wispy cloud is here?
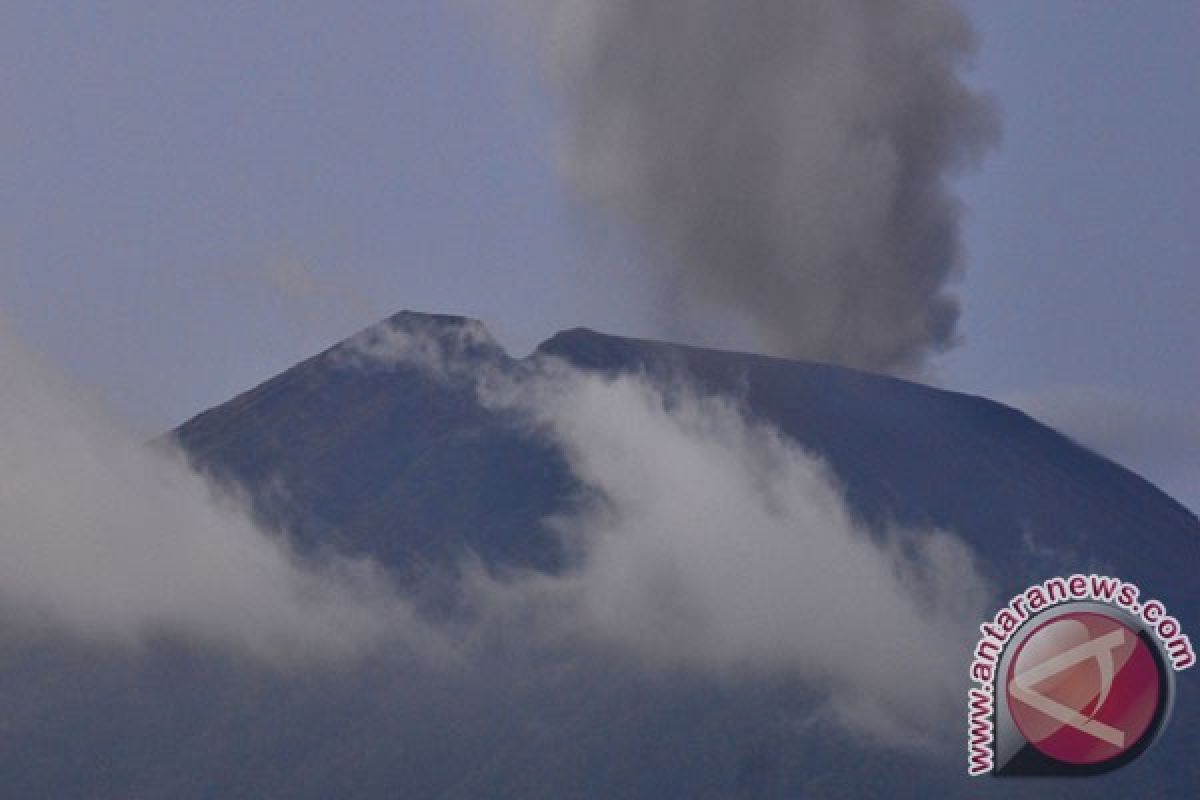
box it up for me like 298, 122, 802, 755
332, 313, 499, 378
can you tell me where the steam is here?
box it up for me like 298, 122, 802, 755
525, 0, 1000, 372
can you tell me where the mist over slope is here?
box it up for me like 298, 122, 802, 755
177, 311, 1197, 592
3, 311, 1196, 798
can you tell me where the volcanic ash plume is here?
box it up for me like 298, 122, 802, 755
528, 0, 1000, 373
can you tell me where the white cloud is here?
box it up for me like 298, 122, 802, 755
472, 357, 990, 747
1, 313, 992, 748
0, 317, 431, 663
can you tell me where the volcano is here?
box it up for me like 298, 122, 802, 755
4, 311, 1196, 798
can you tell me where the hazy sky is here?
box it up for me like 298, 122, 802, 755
2, 1, 1195, 511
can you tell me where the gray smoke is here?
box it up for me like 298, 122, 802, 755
528, 0, 1000, 372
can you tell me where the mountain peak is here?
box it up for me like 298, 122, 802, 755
329, 310, 508, 372
380, 309, 491, 333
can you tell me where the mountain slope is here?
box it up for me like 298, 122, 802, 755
6, 310, 1194, 799
175, 311, 1198, 598
165, 311, 1200, 797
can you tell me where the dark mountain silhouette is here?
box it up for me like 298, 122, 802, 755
176, 311, 1197, 598
4, 311, 1195, 798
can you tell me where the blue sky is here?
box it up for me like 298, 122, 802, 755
1, 1, 1195, 511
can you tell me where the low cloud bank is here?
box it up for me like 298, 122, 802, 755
1, 316, 988, 747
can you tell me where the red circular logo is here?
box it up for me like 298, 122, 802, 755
1006, 611, 1162, 766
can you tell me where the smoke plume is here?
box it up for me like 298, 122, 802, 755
527, 0, 1000, 372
